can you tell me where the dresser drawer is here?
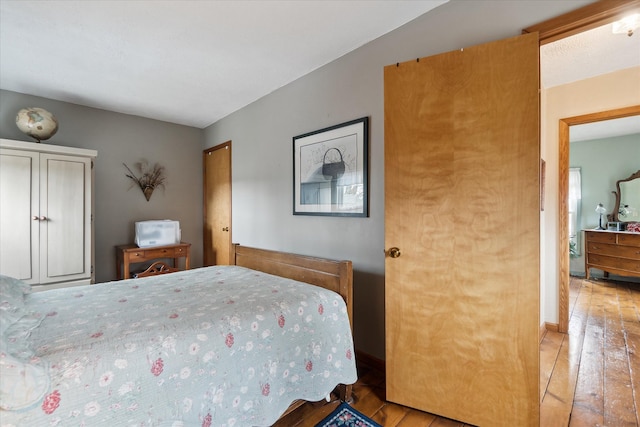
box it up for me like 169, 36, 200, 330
585, 231, 616, 244
618, 233, 640, 247
587, 254, 640, 272
587, 242, 640, 260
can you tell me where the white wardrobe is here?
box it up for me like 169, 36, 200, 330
0, 138, 97, 289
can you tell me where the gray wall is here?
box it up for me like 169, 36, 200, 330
0, 89, 204, 283
204, 0, 594, 359
0, 0, 599, 359
570, 133, 640, 279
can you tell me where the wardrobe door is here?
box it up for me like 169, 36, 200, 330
384, 33, 540, 426
40, 153, 92, 283
0, 149, 39, 281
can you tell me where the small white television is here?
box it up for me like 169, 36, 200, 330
135, 220, 181, 248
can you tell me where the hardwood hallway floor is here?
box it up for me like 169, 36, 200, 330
274, 277, 640, 427
540, 277, 640, 427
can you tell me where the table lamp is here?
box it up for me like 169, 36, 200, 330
595, 203, 607, 230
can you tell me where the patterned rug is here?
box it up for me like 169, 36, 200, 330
315, 402, 383, 427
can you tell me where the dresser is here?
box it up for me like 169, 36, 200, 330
584, 230, 640, 279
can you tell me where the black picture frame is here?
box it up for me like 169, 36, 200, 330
293, 117, 369, 217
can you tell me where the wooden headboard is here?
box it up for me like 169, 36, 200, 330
231, 244, 353, 326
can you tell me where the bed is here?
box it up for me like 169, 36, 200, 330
0, 244, 357, 426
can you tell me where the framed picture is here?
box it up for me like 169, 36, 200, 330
293, 117, 369, 217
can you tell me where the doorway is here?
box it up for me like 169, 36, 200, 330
559, 106, 640, 285
524, 0, 640, 333
203, 141, 232, 266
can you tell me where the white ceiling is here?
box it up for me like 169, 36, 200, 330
540, 21, 640, 89
0, 0, 447, 128
540, 21, 640, 141
1, 1, 638, 132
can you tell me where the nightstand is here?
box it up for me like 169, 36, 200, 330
115, 242, 191, 280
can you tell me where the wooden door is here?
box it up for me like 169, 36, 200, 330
384, 33, 540, 426
203, 142, 232, 266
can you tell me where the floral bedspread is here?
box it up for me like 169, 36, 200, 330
2, 266, 357, 426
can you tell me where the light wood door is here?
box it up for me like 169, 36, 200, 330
384, 33, 540, 426
203, 142, 232, 266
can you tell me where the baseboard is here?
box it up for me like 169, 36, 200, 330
540, 322, 560, 342
355, 350, 385, 374
545, 322, 559, 332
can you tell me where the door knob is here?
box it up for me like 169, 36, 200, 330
222, 227, 229, 232
387, 247, 401, 258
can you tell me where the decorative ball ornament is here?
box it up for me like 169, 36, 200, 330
15, 107, 59, 142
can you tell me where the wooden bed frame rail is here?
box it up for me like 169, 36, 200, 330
231, 243, 354, 404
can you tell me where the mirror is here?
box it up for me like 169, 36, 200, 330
613, 170, 640, 223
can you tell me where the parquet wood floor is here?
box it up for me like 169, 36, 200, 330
273, 277, 640, 426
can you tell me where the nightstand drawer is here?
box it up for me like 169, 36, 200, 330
142, 247, 176, 259
174, 246, 188, 255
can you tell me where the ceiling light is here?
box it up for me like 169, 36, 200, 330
612, 13, 640, 36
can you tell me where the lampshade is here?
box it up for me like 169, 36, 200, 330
595, 203, 607, 230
